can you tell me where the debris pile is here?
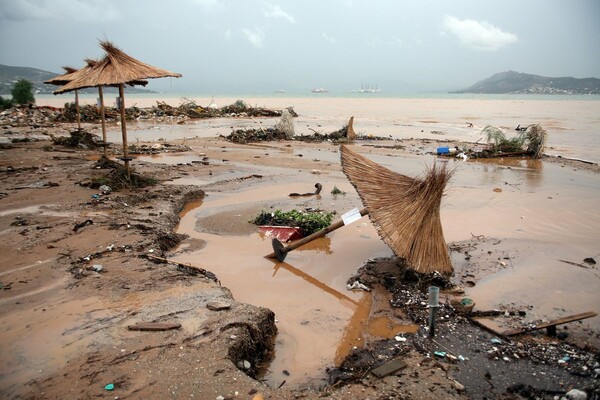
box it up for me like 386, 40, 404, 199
87, 156, 158, 190
439, 124, 548, 159
128, 142, 192, 155
0, 105, 61, 128
50, 129, 102, 149
48, 100, 295, 124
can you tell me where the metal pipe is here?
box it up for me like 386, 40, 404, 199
428, 286, 440, 337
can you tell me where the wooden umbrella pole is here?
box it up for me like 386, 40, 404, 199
75, 90, 81, 131
98, 86, 107, 157
118, 84, 130, 175
266, 207, 369, 261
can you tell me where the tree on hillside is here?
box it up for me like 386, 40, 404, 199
12, 79, 35, 104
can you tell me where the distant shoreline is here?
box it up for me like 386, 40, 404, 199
35, 92, 600, 105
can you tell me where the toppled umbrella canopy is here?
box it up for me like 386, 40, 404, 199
54, 41, 180, 94
340, 145, 453, 274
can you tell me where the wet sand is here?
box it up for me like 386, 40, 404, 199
4, 97, 598, 396
155, 142, 600, 388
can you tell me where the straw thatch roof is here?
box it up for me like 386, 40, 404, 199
340, 145, 453, 274
44, 66, 79, 85
54, 41, 180, 94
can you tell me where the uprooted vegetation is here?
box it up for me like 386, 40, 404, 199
50, 129, 102, 149
88, 156, 158, 190
457, 124, 548, 159
55, 99, 295, 123
225, 119, 368, 144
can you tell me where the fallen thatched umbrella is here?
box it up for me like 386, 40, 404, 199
340, 145, 453, 274
45, 66, 82, 130
55, 41, 181, 171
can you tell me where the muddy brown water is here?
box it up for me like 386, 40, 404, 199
166, 150, 600, 388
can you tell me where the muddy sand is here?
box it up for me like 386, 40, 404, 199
1, 117, 599, 399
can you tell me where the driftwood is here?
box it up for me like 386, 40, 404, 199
128, 322, 181, 331
143, 254, 219, 283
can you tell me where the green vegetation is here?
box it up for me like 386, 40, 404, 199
0, 96, 13, 110
251, 209, 335, 235
11, 79, 35, 105
482, 124, 547, 158
331, 186, 346, 195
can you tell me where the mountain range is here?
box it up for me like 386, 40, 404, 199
454, 70, 600, 95
0, 64, 154, 96
1, 64, 599, 96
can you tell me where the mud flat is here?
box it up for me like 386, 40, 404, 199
0, 116, 599, 399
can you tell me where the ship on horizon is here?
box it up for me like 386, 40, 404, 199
352, 83, 381, 93
311, 88, 328, 93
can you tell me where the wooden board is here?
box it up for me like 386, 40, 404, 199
371, 359, 407, 378
128, 322, 181, 331
501, 311, 597, 336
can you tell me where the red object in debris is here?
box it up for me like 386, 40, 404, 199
258, 226, 303, 242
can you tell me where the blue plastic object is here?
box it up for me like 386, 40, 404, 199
437, 146, 450, 155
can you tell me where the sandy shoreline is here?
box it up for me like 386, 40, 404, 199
1, 105, 599, 398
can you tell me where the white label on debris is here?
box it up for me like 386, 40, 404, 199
342, 207, 361, 226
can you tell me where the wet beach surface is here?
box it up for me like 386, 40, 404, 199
1, 103, 599, 398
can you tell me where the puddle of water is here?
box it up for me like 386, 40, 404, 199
174, 179, 395, 387
173, 150, 600, 387
137, 153, 205, 165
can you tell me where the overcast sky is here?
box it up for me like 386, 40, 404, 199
1, 0, 599, 94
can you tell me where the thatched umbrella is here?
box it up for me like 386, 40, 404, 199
45, 66, 82, 130
340, 145, 453, 274
55, 41, 181, 171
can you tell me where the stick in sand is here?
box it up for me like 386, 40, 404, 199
265, 207, 368, 262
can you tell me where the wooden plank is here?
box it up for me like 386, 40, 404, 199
371, 359, 407, 378
128, 322, 181, 331
501, 311, 597, 337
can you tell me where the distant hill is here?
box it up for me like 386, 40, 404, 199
454, 71, 600, 95
0, 64, 155, 96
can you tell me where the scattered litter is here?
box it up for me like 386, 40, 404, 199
91, 264, 103, 272
73, 219, 93, 232
346, 281, 371, 291
237, 360, 251, 370
490, 338, 503, 344
104, 383, 114, 391
99, 184, 112, 194
434, 351, 446, 358
394, 335, 407, 342
371, 358, 407, 378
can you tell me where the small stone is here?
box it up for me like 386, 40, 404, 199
453, 380, 465, 391
206, 300, 232, 311
566, 389, 588, 400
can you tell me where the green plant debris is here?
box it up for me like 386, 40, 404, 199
251, 209, 335, 236
331, 186, 346, 195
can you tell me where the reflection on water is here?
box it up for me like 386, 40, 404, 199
174, 179, 394, 388
469, 157, 544, 188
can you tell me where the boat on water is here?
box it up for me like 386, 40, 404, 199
356, 83, 381, 93
312, 88, 328, 93
275, 89, 285, 94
